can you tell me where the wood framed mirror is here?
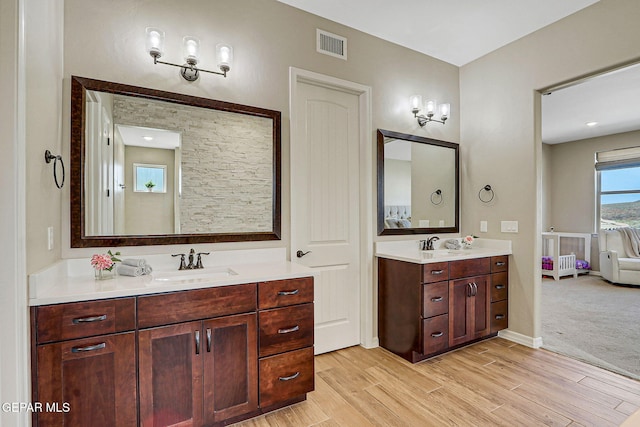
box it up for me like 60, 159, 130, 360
377, 129, 459, 235
70, 76, 281, 247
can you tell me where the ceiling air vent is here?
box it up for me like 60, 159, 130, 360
316, 29, 347, 60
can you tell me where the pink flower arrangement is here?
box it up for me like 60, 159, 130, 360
463, 235, 474, 245
90, 250, 121, 271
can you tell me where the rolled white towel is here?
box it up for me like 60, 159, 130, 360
143, 265, 153, 275
122, 258, 146, 268
117, 264, 144, 277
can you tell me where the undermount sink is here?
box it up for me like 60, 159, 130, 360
152, 267, 238, 284
421, 249, 465, 259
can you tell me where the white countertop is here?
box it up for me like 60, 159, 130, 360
375, 238, 512, 264
29, 248, 315, 306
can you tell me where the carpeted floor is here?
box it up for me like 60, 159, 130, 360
541, 274, 640, 380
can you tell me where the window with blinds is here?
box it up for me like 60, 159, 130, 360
596, 146, 640, 230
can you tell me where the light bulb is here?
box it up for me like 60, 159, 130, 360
182, 37, 200, 65
439, 103, 450, 120
145, 27, 165, 58
425, 99, 437, 116
216, 44, 233, 72
409, 95, 422, 114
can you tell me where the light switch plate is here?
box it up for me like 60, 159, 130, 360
501, 220, 518, 233
480, 221, 488, 233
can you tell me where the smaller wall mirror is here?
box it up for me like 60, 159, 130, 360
377, 129, 459, 235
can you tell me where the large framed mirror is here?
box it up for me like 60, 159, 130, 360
70, 76, 281, 247
377, 129, 459, 235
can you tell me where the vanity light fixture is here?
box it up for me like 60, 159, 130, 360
410, 95, 450, 126
145, 27, 233, 81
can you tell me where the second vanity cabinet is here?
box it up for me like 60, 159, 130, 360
379, 255, 508, 363
31, 277, 314, 427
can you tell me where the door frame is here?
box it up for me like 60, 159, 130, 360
289, 67, 377, 349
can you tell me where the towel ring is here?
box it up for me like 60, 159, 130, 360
478, 184, 494, 203
430, 189, 443, 205
45, 150, 65, 189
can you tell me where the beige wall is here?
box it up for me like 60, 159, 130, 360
44, 0, 461, 266
460, 0, 640, 339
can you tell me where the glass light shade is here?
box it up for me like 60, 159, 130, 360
425, 99, 437, 116
145, 27, 165, 57
439, 103, 451, 120
182, 36, 200, 65
216, 44, 233, 72
409, 95, 423, 114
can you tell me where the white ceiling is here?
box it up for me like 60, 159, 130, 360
116, 125, 181, 150
278, 0, 640, 144
277, 0, 599, 67
542, 62, 640, 144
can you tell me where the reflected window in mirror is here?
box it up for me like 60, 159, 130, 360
71, 76, 281, 247
377, 129, 459, 235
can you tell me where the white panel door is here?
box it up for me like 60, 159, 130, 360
292, 80, 361, 355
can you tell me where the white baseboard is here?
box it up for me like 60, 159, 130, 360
498, 329, 543, 348
361, 337, 379, 349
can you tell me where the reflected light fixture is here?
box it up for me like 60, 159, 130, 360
410, 95, 450, 126
145, 27, 233, 81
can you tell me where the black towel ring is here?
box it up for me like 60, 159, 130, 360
45, 150, 65, 189
478, 184, 494, 203
430, 189, 443, 205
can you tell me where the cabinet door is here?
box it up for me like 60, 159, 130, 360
203, 313, 258, 424
36, 332, 137, 427
448, 276, 490, 347
139, 321, 203, 427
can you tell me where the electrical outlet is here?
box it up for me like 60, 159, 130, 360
47, 226, 54, 250
480, 221, 488, 233
501, 221, 518, 233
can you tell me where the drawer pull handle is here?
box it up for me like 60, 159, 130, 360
278, 289, 299, 296
431, 332, 444, 338
495, 284, 506, 290
495, 262, 506, 266
279, 372, 300, 381
195, 330, 201, 355
431, 270, 444, 275
278, 325, 300, 334
72, 314, 107, 324
71, 342, 106, 353
495, 314, 505, 320
431, 296, 443, 302
206, 328, 212, 352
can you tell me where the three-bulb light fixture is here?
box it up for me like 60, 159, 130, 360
145, 27, 233, 81
410, 95, 450, 126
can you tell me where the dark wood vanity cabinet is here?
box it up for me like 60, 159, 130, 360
378, 255, 508, 363
31, 277, 314, 427
31, 298, 138, 427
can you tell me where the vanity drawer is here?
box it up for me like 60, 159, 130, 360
137, 283, 256, 328
491, 300, 509, 334
258, 277, 314, 309
491, 272, 509, 302
422, 262, 449, 283
35, 297, 136, 344
422, 314, 449, 355
259, 346, 314, 408
491, 256, 509, 273
422, 281, 449, 318
259, 303, 314, 357
449, 257, 490, 279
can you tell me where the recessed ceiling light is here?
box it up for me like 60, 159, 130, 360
143, 136, 154, 141
586, 121, 598, 127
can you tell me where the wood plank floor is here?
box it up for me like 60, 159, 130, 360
233, 338, 640, 426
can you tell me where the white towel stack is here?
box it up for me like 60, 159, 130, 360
117, 258, 153, 277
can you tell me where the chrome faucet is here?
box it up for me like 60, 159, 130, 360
421, 236, 440, 251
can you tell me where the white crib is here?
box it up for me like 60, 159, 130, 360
541, 232, 591, 281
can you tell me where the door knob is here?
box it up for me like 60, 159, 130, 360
296, 250, 311, 258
